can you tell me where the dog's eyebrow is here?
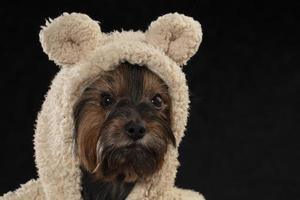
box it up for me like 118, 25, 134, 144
104, 74, 114, 84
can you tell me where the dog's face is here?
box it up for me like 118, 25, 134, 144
73, 63, 175, 183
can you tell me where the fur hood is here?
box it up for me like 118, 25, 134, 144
1, 12, 204, 200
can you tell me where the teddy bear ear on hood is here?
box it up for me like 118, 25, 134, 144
146, 13, 203, 66
39, 12, 102, 66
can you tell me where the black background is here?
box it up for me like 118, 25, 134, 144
0, 1, 299, 199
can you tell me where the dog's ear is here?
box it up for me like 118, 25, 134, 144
145, 13, 202, 66
39, 13, 102, 66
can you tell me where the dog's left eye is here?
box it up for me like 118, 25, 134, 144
101, 93, 115, 107
151, 94, 163, 109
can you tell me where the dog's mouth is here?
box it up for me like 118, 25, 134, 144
125, 141, 144, 149
94, 141, 165, 182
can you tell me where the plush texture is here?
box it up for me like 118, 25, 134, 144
0, 12, 204, 200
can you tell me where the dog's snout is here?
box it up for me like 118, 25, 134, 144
124, 121, 146, 140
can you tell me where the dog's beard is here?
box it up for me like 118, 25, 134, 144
97, 143, 165, 182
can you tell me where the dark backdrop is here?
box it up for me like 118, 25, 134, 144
0, 1, 299, 200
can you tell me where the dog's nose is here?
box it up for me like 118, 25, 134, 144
124, 121, 146, 140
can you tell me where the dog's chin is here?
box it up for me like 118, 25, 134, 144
95, 142, 166, 183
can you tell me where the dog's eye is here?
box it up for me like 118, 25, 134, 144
151, 94, 163, 109
101, 93, 114, 107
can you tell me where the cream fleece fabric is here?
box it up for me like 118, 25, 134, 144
0, 12, 204, 200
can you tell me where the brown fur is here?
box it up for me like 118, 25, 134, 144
73, 62, 175, 184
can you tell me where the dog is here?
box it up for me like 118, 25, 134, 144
73, 62, 176, 200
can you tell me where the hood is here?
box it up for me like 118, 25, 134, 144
35, 12, 202, 199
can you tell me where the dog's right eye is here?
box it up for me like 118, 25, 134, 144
100, 93, 115, 107
151, 94, 163, 109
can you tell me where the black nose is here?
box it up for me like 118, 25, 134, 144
124, 121, 146, 140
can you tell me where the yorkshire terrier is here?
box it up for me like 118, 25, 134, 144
73, 62, 175, 200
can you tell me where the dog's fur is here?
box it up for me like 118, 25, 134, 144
73, 62, 175, 200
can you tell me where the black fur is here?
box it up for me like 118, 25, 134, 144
126, 64, 143, 103
81, 167, 135, 200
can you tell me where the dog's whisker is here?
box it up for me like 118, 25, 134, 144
92, 163, 101, 174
